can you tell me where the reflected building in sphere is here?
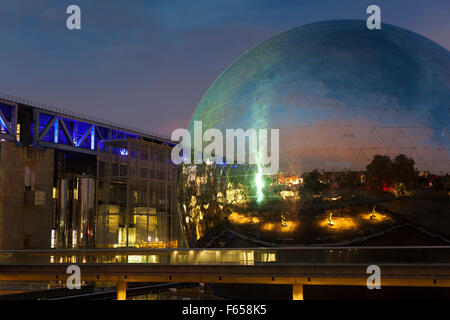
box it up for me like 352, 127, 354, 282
179, 20, 450, 247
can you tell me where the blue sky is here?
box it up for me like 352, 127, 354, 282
0, 0, 448, 135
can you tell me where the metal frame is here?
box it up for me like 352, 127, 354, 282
0, 98, 18, 142
0, 93, 173, 155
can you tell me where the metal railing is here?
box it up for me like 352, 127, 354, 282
0, 246, 449, 266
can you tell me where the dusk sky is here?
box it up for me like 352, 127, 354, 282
0, 0, 449, 136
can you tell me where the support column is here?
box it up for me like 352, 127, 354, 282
117, 281, 127, 300
32, 109, 40, 147
292, 284, 304, 300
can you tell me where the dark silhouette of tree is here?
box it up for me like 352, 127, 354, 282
302, 169, 325, 194
392, 154, 417, 190
337, 170, 360, 188
366, 154, 418, 193
366, 155, 394, 192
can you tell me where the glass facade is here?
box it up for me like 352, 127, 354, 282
54, 175, 96, 248
96, 139, 180, 248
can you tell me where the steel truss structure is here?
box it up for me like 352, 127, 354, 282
0, 93, 172, 155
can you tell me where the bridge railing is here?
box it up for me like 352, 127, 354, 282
0, 247, 449, 266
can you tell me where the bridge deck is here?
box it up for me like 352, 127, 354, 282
1, 247, 449, 299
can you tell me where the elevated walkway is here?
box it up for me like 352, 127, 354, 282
1, 247, 449, 300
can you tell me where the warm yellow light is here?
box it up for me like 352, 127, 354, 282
281, 215, 287, 227
328, 212, 335, 226
360, 211, 390, 222
261, 220, 299, 233
277, 174, 300, 185
320, 215, 357, 231
16, 123, 20, 141
279, 220, 299, 233
262, 222, 274, 231
226, 186, 247, 205
228, 212, 260, 225
280, 190, 300, 200
371, 205, 377, 219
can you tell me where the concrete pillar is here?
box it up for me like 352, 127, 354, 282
117, 281, 127, 300
292, 284, 304, 300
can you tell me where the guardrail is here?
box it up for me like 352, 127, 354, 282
1, 246, 449, 265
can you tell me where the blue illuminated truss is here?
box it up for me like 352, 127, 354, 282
0, 100, 17, 141
36, 111, 140, 154
0, 93, 173, 154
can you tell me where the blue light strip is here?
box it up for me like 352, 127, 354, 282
90, 126, 95, 150
73, 126, 78, 147
54, 119, 59, 143
0, 116, 8, 133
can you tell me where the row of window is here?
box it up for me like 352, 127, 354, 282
105, 147, 169, 162
98, 163, 176, 180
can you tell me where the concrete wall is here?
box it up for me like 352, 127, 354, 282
0, 141, 54, 249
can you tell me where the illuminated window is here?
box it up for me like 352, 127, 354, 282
72, 230, 77, 248
239, 251, 254, 265
261, 252, 276, 262
177, 254, 188, 263
16, 123, 20, 141
50, 229, 56, 248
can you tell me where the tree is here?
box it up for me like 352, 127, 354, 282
366, 154, 418, 193
392, 154, 417, 190
302, 169, 325, 194
366, 155, 393, 192
337, 170, 360, 188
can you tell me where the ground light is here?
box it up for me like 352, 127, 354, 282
320, 213, 357, 231
281, 215, 288, 227
261, 219, 299, 233
370, 205, 377, 220
328, 212, 335, 226
228, 212, 260, 225
360, 206, 391, 222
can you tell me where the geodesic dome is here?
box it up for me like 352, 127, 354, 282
189, 20, 450, 174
